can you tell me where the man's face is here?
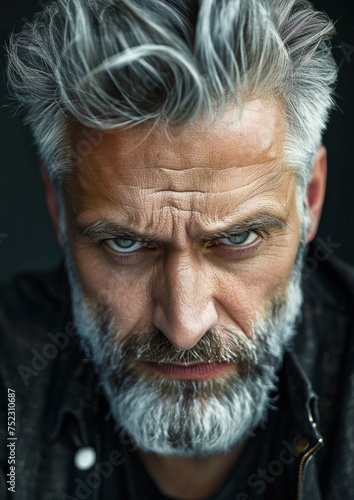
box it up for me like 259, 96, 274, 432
65, 100, 301, 338
61, 99, 306, 455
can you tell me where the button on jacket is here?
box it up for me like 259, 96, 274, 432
0, 248, 354, 499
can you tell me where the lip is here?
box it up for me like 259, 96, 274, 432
140, 361, 232, 380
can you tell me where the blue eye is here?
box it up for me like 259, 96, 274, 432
106, 238, 145, 253
219, 231, 258, 246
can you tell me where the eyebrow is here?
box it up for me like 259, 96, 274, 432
202, 213, 287, 241
72, 212, 287, 244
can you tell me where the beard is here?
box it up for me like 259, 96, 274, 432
62, 222, 307, 457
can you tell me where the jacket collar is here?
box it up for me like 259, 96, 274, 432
282, 349, 323, 445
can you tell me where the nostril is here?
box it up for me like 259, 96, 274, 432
153, 309, 218, 351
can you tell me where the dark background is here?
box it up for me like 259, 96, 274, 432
0, 1, 353, 285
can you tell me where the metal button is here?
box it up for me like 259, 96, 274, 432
74, 446, 96, 470
294, 436, 310, 454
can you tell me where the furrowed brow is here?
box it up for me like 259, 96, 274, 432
72, 212, 287, 244
73, 219, 158, 243
202, 212, 287, 240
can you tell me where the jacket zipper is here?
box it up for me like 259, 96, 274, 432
296, 437, 323, 500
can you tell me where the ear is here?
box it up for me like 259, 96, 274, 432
305, 146, 327, 243
39, 160, 63, 247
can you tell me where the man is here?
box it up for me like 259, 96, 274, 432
1, 0, 353, 498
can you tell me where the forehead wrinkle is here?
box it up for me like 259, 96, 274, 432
70, 171, 282, 214
100, 161, 287, 201
67, 165, 296, 245
76, 124, 283, 182
71, 132, 287, 200
140, 165, 288, 209
70, 167, 295, 236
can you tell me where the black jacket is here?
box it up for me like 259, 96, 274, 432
0, 251, 354, 499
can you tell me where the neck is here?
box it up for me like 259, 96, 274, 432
137, 441, 248, 499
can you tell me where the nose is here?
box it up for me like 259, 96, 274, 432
151, 252, 218, 350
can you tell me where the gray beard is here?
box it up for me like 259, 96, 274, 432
63, 223, 307, 457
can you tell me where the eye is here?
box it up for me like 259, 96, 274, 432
218, 231, 259, 246
105, 238, 146, 253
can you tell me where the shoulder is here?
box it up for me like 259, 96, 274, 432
296, 249, 354, 475
297, 246, 354, 366
303, 244, 354, 307
0, 264, 75, 395
300, 248, 354, 383
300, 245, 354, 341
294, 245, 354, 406
0, 262, 71, 330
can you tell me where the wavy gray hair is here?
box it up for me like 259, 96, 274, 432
7, 0, 337, 187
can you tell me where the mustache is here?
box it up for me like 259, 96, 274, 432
89, 290, 289, 374
103, 323, 262, 372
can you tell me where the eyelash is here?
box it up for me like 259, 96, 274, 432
101, 240, 153, 262
101, 230, 266, 263
207, 230, 266, 258
206, 229, 266, 247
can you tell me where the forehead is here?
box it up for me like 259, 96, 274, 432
65, 99, 292, 227
70, 98, 285, 169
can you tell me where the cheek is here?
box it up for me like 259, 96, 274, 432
214, 231, 301, 327
70, 246, 153, 331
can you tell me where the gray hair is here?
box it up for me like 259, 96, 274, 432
7, 0, 337, 187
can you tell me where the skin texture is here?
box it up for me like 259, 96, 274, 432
42, 99, 327, 499
65, 101, 300, 343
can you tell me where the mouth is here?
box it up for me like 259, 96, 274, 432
139, 360, 233, 380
